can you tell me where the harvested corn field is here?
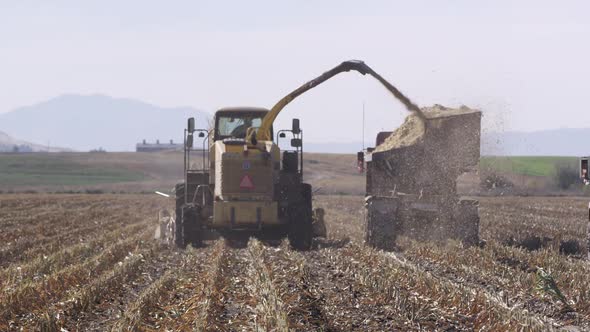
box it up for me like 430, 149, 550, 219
0, 194, 589, 331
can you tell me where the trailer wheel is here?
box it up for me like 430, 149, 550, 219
288, 184, 313, 250
453, 199, 480, 246
365, 196, 399, 251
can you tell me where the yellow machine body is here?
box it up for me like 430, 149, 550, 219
209, 135, 282, 228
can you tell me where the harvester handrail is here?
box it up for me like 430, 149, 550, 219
249, 60, 426, 143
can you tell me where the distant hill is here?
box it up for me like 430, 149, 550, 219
0, 130, 69, 152
1, 95, 587, 155
482, 128, 590, 156
0, 94, 210, 152
307, 129, 590, 156
305, 141, 365, 154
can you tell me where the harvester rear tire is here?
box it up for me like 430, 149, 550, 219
288, 184, 313, 251
182, 205, 203, 248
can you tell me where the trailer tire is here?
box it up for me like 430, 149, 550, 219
453, 199, 480, 246
365, 196, 399, 251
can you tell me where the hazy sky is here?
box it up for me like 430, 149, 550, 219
1, 1, 588, 144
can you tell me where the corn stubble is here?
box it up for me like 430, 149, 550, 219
0, 194, 589, 331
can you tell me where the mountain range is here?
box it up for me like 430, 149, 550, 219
0, 130, 70, 152
304, 129, 590, 156
481, 129, 589, 156
0, 94, 210, 152
0, 94, 587, 156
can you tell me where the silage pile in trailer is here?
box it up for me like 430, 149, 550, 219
374, 104, 478, 152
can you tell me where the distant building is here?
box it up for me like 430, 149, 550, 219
89, 147, 107, 153
136, 139, 183, 152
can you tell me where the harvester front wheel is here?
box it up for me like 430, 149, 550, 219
288, 184, 313, 251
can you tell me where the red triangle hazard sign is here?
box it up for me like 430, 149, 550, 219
239, 175, 255, 189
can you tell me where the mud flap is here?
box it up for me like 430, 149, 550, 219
182, 205, 203, 248
157, 209, 175, 247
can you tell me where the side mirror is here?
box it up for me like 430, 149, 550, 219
187, 133, 194, 148
292, 118, 301, 134
187, 118, 195, 133
279, 132, 286, 138
357, 151, 364, 163
198, 132, 205, 138
291, 138, 302, 148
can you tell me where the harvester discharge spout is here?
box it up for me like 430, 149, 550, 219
250, 60, 427, 144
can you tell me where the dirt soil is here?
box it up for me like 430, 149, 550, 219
0, 194, 589, 331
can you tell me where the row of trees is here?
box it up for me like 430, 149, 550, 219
481, 161, 584, 193
0, 144, 33, 153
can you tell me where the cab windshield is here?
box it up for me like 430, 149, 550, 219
217, 114, 264, 139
